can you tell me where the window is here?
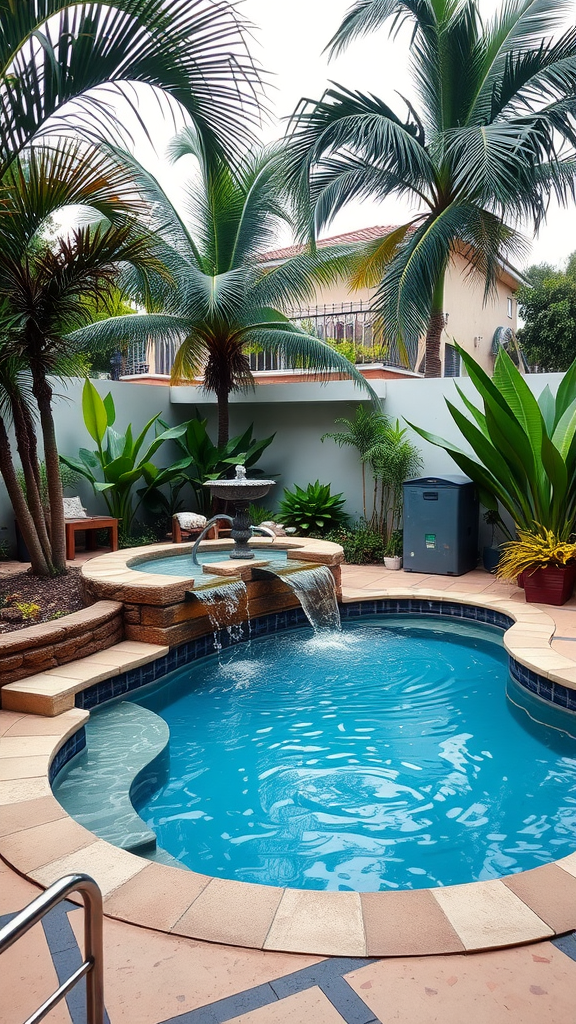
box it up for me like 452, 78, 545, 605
444, 343, 461, 377
507, 297, 513, 318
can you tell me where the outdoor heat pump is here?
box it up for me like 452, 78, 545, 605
403, 476, 479, 576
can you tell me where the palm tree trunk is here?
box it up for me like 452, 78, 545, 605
424, 272, 446, 378
32, 370, 67, 573
216, 385, 230, 448
12, 396, 53, 564
0, 416, 51, 575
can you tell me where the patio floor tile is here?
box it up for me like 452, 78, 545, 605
344, 941, 576, 1024
221, 988, 348, 1024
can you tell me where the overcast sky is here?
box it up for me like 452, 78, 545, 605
135, 0, 576, 272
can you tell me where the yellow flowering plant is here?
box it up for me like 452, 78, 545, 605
496, 526, 576, 582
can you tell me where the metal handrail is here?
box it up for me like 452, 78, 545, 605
0, 873, 104, 1024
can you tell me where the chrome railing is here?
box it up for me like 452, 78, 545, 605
0, 873, 104, 1024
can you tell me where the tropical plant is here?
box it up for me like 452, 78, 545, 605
286, 0, 576, 376
169, 414, 276, 515
67, 131, 377, 445
385, 529, 403, 559
0, 1, 260, 175
518, 253, 576, 371
0, 143, 166, 574
248, 503, 274, 526
322, 405, 387, 520
279, 481, 350, 536
0, 0, 261, 576
497, 528, 576, 582
364, 420, 422, 539
60, 379, 189, 533
409, 346, 576, 540
325, 521, 386, 564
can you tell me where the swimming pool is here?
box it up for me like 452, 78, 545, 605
125, 615, 576, 891
130, 546, 291, 578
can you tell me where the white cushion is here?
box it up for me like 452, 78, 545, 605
63, 496, 87, 519
175, 512, 207, 530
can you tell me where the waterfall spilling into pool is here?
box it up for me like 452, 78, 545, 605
194, 579, 249, 651
256, 564, 341, 631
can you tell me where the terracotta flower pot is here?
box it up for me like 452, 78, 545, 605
523, 563, 576, 606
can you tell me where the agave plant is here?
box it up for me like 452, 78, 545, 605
278, 481, 350, 536
409, 346, 576, 540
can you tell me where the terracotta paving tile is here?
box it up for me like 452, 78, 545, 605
68, 910, 322, 1024
345, 940, 576, 1024
0, 777, 51, 804
174, 878, 284, 948
0, 855, 42, 914
0, 712, 25, 736
30, 839, 148, 898
361, 889, 464, 956
222, 987, 347, 1024
432, 879, 553, 950
503, 864, 576, 933
104, 861, 211, 931
3, 714, 83, 737
0, 794, 66, 838
0, 756, 49, 781
557, 852, 576, 878
0, 921, 71, 1024
0, 815, 94, 872
264, 890, 365, 956
0, 735, 60, 758
551, 639, 576, 662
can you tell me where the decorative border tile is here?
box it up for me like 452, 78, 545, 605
48, 727, 86, 784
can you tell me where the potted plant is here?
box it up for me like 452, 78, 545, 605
384, 529, 403, 570
496, 527, 576, 606
482, 509, 506, 573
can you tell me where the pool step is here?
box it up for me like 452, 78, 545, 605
1, 640, 168, 717
52, 701, 169, 854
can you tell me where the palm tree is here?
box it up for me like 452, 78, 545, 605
286, 0, 576, 377
68, 130, 377, 446
0, 1, 260, 175
0, 142, 165, 574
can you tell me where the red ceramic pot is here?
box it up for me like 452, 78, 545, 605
523, 563, 576, 606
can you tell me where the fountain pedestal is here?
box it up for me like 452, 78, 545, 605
204, 466, 275, 561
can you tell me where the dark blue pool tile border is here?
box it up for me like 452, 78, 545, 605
48, 727, 86, 784
509, 658, 576, 712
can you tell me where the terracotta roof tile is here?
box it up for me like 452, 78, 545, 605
259, 226, 397, 263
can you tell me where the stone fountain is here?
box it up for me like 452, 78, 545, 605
205, 465, 275, 559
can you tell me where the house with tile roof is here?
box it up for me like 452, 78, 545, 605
258, 226, 524, 378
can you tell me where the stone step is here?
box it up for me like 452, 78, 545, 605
1, 641, 168, 717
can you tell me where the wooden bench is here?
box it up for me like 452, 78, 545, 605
65, 516, 119, 560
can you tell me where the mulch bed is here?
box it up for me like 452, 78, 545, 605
0, 568, 84, 634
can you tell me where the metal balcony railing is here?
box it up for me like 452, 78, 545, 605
0, 873, 104, 1024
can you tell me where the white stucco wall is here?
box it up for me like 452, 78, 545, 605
0, 372, 564, 558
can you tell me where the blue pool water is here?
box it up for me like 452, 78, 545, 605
134, 616, 576, 891
131, 546, 290, 578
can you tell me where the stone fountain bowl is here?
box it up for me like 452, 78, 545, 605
204, 476, 275, 503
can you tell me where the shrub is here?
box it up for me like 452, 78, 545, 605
497, 527, 576, 581
279, 481, 350, 536
325, 521, 386, 564
248, 503, 274, 525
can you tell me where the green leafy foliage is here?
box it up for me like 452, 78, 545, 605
518, 254, 576, 371
248, 504, 274, 526
408, 346, 576, 539
385, 529, 403, 558
286, 0, 576, 376
60, 380, 189, 533
279, 481, 350, 536
325, 521, 386, 564
170, 414, 275, 515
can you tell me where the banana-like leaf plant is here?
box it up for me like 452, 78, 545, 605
169, 414, 275, 515
408, 347, 576, 540
60, 379, 190, 533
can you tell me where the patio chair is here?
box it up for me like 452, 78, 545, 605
172, 512, 223, 544
63, 496, 118, 560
